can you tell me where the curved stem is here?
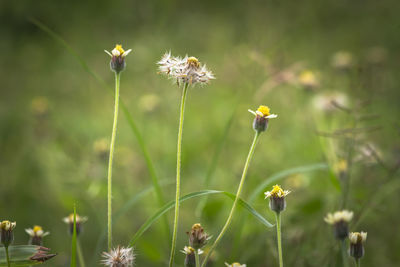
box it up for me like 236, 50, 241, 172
195, 250, 200, 267
77, 239, 86, 267
169, 83, 189, 267
201, 131, 261, 267
341, 240, 349, 267
5, 246, 11, 267
107, 72, 121, 250
275, 212, 283, 267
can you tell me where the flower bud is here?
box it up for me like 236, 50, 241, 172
264, 185, 290, 213
1, 220, 16, 247
181, 246, 196, 267
105, 44, 132, 73
349, 232, 367, 260
324, 210, 353, 240
63, 213, 87, 236
187, 223, 210, 249
248, 105, 278, 133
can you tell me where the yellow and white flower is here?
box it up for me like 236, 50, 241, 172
225, 262, 247, 267
324, 210, 353, 225
104, 44, 132, 58
349, 232, 367, 244
264, 185, 290, 199
25, 225, 50, 238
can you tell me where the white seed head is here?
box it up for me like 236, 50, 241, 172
324, 210, 353, 225
102, 246, 135, 267
157, 52, 215, 86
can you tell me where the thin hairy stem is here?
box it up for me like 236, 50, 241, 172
77, 239, 86, 267
341, 240, 349, 267
5, 246, 11, 267
195, 250, 200, 267
201, 131, 261, 267
275, 212, 283, 267
355, 259, 360, 267
107, 72, 121, 250
169, 83, 189, 267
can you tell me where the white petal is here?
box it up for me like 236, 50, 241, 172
104, 50, 112, 57
122, 49, 132, 57
266, 114, 278, 118
111, 48, 121, 56
248, 109, 257, 116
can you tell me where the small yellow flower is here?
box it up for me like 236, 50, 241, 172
0, 220, 16, 231
349, 232, 367, 260
298, 70, 319, 89
324, 210, 353, 225
225, 262, 247, 267
25, 225, 50, 238
264, 185, 290, 199
248, 105, 277, 119
105, 44, 132, 58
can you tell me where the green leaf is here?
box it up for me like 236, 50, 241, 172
248, 163, 329, 203
128, 190, 273, 247
0, 245, 55, 266
71, 205, 77, 267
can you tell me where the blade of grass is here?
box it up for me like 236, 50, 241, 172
129, 190, 273, 247
195, 108, 236, 217
71, 205, 77, 267
28, 17, 170, 239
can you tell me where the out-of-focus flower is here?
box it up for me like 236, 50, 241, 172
31, 97, 49, 117
324, 210, 353, 240
138, 94, 161, 113
93, 138, 109, 159
101, 246, 135, 267
248, 105, 278, 133
331, 51, 354, 70
366, 46, 387, 65
298, 70, 319, 89
312, 91, 348, 112
225, 262, 247, 267
265, 185, 290, 213
187, 223, 211, 249
181, 246, 203, 267
63, 213, 88, 236
25, 225, 50, 246
1, 220, 16, 247
157, 52, 215, 86
349, 232, 367, 260
105, 44, 132, 73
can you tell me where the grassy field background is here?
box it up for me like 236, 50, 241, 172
1, 0, 400, 266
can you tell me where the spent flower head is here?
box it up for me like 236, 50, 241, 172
25, 225, 50, 246
324, 210, 353, 240
349, 232, 367, 260
157, 52, 215, 86
105, 44, 132, 73
187, 223, 211, 249
102, 246, 135, 267
264, 185, 290, 213
63, 213, 88, 236
248, 105, 278, 133
1, 220, 16, 247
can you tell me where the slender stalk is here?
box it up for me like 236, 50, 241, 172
169, 83, 189, 267
275, 212, 283, 267
355, 259, 360, 267
77, 239, 86, 267
195, 250, 200, 267
201, 131, 261, 267
107, 72, 121, 250
341, 240, 349, 267
5, 247, 11, 267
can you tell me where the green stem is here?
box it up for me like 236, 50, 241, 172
355, 258, 360, 267
275, 212, 283, 267
201, 131, 261, 267
5, 246, 11, 267
195, 250, 200, 267
107, 72, 121, 250
341, 240, 349, 267
169, 83, 189, 267
77, 239, 86, 267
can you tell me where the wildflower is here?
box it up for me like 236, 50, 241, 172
349, 232, 367, 260
31, 97, 49, 117
298, 70, 319, 89
181, 246, 203, 267
248, 105, 278, 133
93, 138, 109, 160
332, 51, 353, 70
25, 225, 50, 246
105, 44, 132, 73
366, 46, 387, 65
264, 185, 290, 213
1, 220, 16, 247
187, 223, 211, 249
225, 263, 247, 267
157, 52, 215, 86
138, 93, 161, 113
102, 246, 135, 267
63, 213, 88, 236
324, 210, 353, 240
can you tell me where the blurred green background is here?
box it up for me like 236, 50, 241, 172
1, 0, 400, 266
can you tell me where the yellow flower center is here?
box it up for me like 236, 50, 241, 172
257, 105, 270, 117
187, 57, 200, 68
270, 185, 285, 197
192, 223, 202, 230
33, 225, 42, 233
114, 44, 125, 55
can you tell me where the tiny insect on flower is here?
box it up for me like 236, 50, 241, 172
248, 105, 278, 133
